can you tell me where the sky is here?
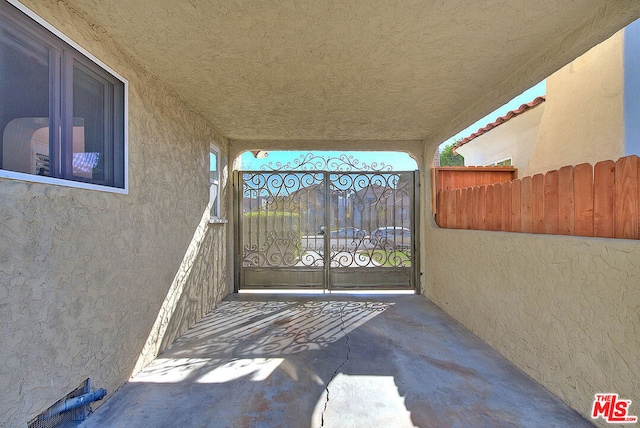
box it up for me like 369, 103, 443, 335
438, 80, 546, 150
240, 79, 546, 171
241, 150, 419, 171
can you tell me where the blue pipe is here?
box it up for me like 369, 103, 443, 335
43, 388, 107, 419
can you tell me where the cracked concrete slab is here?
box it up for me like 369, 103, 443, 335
80, 294, 593, 427
320, 302, 351, 427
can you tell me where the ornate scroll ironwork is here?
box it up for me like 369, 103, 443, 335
241, 169, 413, 270
327, 171, 412, 268
242, 171, 325, 268
260, 153, 394, 172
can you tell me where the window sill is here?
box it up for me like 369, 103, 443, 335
0, 170, 128, 194
209, 217, 228, 225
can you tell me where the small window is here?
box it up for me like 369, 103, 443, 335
0, 1, 126, 190
209, 146, 220, 219
485, 157, 512, 167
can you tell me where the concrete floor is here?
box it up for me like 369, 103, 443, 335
81, 294, 592, 428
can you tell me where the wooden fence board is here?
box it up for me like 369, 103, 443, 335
442, 189, 449, 228
511, 179, 521, 233
465, 187, 474, 229
451, 189, 462, 229
558, 165, 575, 235
478, 186, 487, 230
521, 176, 533, 233
574, 163, 594, 237
448, 188, 457, 229
460, 187, 469, 229
448, 189, 457, 229
486, 185, 495, 230
470, 186, 478, 229
441, 172, 453, 191
481, 171, 497, 187
502, 181, 512, 231
614, 155, 639, 239
532, 173, 545, 233
494, 183, 502, 230
593, 160, 615, 238
544, 170, 559, 234
494, 183, 503, 231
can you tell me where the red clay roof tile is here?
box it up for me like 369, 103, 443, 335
452, 95, 546, 153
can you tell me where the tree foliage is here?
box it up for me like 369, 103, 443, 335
439, 142, 464, 166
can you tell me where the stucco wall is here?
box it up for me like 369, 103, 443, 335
455, 104, 544, 177
0, 1, 231, 426
528, 30, 625, 173
422, 145, 639, 425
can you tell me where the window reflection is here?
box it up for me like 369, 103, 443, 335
2, 118, 99, 179
2, 118, 50, 176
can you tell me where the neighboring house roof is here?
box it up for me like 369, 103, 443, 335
453, 96, 546, 153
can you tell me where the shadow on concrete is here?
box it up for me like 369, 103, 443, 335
81, 295, 593, 428
131, 208, 229, 377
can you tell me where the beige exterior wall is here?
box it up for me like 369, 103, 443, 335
528, 30, 626, 174
0, 2, 231, 426
455, 104, 545, 177
422, 144, 639, 426
459, 29, 627, 177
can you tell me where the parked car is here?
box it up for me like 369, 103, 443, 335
371, 227, 411, 249
329, 227, 367, 239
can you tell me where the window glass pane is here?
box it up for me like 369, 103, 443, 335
73, 63, 105, 182
210, 151, 218, 182
0, 25, 50, 176
210, 183, 219, 217
210, 149, 220, 217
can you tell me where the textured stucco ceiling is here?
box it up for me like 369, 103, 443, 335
60, 0, 640, 146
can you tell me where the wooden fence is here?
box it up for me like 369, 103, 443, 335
431, 166, 518, 213
436, 155, 640, 240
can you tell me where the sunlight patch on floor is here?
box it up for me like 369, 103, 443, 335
131, 358, 211, 383
196, 358, 284, 383
314, 374, 417, 428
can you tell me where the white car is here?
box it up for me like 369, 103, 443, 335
371, 227, 411, 249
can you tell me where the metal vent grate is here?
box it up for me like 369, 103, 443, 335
28, 379, 90, 428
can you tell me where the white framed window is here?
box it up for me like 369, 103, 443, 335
209, 145, 221, 220
0, 1, 127, 192
484, 157, 512, 167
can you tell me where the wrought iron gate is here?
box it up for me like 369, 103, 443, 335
235, 154, 419, 291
